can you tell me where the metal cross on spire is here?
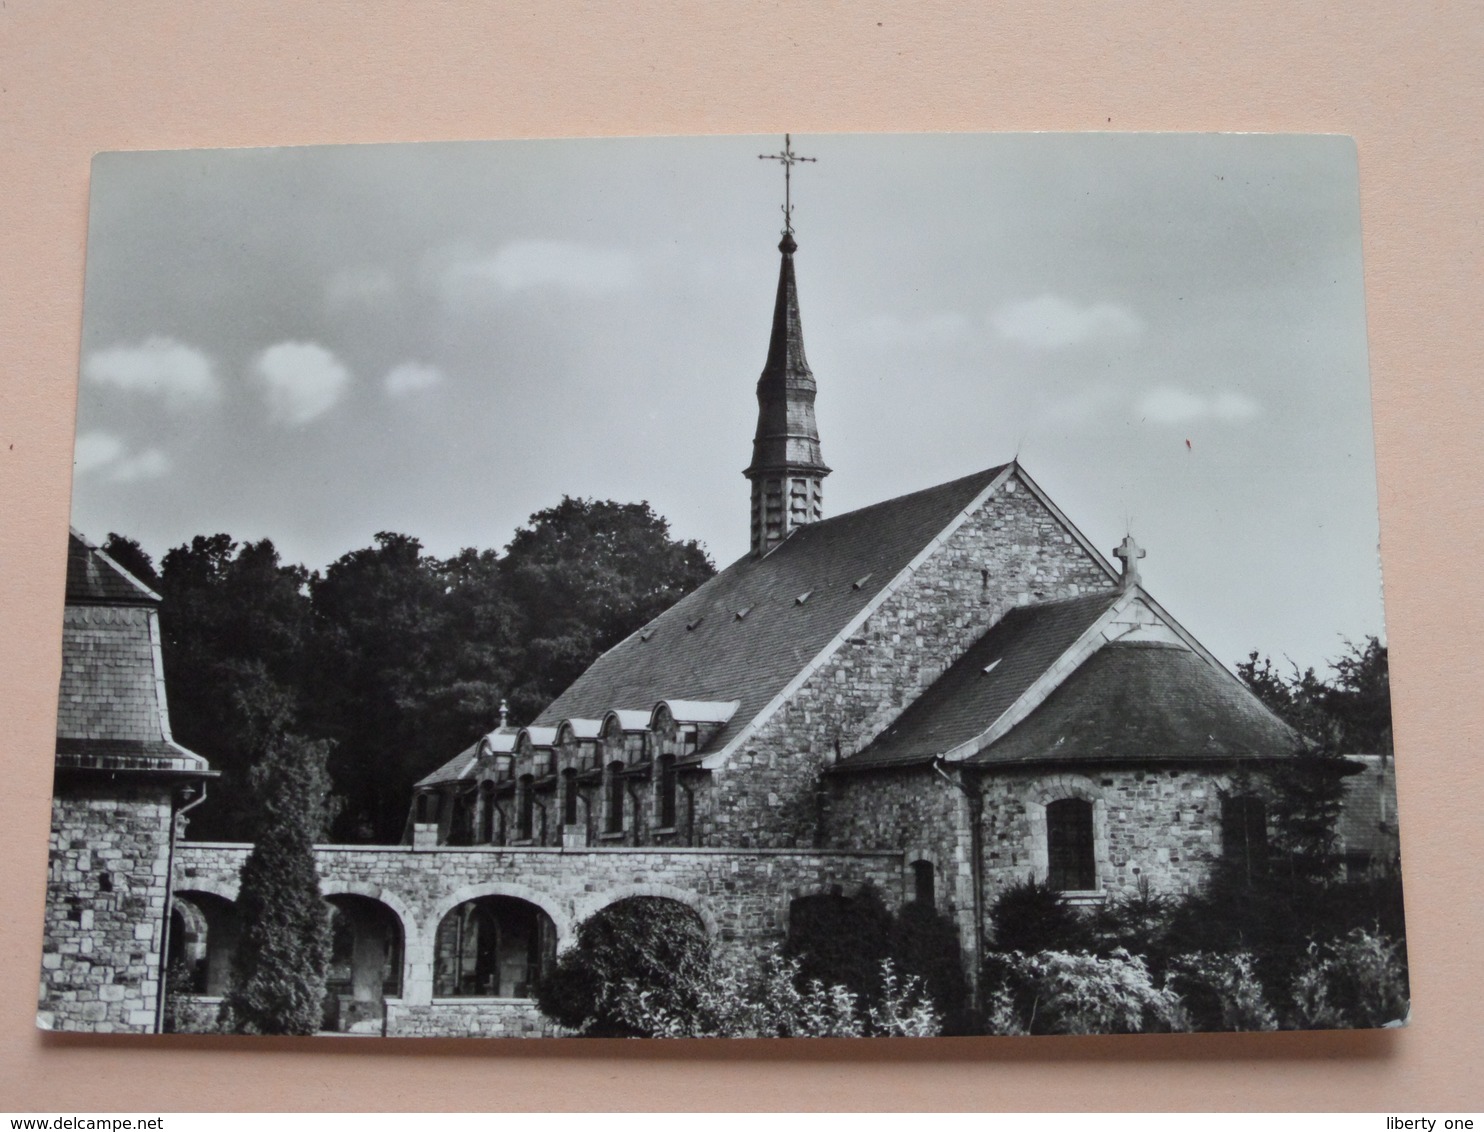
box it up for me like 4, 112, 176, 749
758, 134, 816, 235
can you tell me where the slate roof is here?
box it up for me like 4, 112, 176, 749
56, 531, 209, 776
841, 589, 1122, 770
65, 528, 159, 605
535, 464, 1010, 748
416, 744, 482, 787
964, 640, 1301, 766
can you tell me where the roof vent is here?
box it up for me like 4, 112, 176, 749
795, 591, 813, 605
734, 607, 751, 621
686, 616, 705, 631
982, 658, 1002, 675
851, 573, 873, 591
639, 628, 654, 641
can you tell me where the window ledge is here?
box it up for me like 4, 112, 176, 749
651, 826, 678, 835
1060, 889, 1105, 906
430, 997, 535, 1006
597, 830, 626, 841
509, 838, 537, 847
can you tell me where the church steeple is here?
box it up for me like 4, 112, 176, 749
747, 138, 830, 556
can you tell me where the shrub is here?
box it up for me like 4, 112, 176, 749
535, 897, 711, 1036
1087, 881, 1177, 963
617, 950, 940, 1039
988, 877, 1087, 954
982, 949, 1186, 1035
783, 887, 895, 1003
1164, 952, 1277, 1031
1289, 928, 1409, 1029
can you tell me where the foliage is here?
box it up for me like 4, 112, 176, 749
223, 718, 334, 1035
534, 897, 712, 1036
987, 877, 1088, 954
783, 887, 895, 1004
981, 949, 1186, 1036
890, 899, 973, 1033
162, 958, 222, 1035
1289, 929, 1409, 1030
1164, 952, 1278, 1031
617, 951, 940, 1039
1238, 636, 1392, 758
1086, 880, 1178, 961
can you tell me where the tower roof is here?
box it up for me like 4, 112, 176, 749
745, 233, 830, 479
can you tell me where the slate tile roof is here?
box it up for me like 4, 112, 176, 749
417, 745, 482, 787
535, 465, 1009, 749
840, 589, 1122, 770
56, 532, 209, 775
964, 640, 1301, 766
65, 528, 160, 605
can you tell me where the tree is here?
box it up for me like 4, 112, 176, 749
499, 498, 714, 721
222, 690, 334, 1035
101, 533, 158, 589
155, 535, 313, 841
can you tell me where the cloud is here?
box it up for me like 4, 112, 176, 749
82, 336, 218, 407
858, 311, 971, 347
108, 448, 172, 482
74, 431, 125, 475
384, 361, 444, 397
326, 266, 397, 309
73, 431, 171, 482
1137, 386, 1261, 424
991, 295, 1143, 351
440, 240, 639, 300
253, 341, 352, 425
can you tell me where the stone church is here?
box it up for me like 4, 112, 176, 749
42, 218, 1337, 1037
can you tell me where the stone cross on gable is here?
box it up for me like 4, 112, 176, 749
1114, 534, 1146, 590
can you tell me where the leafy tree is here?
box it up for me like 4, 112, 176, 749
499, 498, 714, 720
535, 897, 712, 1036
155, 535, 313, 840
222, 692, 334, 1035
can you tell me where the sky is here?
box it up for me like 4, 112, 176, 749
70, 132, 1385, 676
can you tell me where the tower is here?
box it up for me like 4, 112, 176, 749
746, 137, 830, 556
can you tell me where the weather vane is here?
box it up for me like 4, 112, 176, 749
758, 134, 816, 235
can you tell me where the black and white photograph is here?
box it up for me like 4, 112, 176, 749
41, 132, 1405, 1039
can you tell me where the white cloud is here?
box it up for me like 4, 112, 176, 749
73, 432, 172, 482
108, 448, 172, 483
440, 240, 639, 299
82, 336, 218, 407
1137, 386, 1261, 424
384, 361, 445, 397
74, 431, 125, 475
253, 341, 352, 425
326, 266, 397, 309
858, 311, 971, 347
991, 295, 1143, 351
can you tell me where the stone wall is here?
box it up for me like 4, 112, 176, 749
714, 470, 1116, 848
173, 839, 906, 1036
39, 781, 174, 1033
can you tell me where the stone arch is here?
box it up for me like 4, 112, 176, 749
777, 878, 881, 936
319, 879, 414, 942
171, 888, 241, 996
1023, 774, 1109, 894
572, 882, 718, 940
173, 873, 239, 903
429, 881, 573, 948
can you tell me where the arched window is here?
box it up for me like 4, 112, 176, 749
1222, 794, 1269, 882
605, 762, 625, 834
517, 775, 535, 842
433, 896, 558, 999
562, 768, 579, 826
1046, 797, 1096, 891
657, 754, 678, 829
479, 781, 496, 844
912, 860, 935, 906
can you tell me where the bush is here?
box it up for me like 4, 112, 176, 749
1289, 928, 1409, 1029
535, 897, 711, 1036
617, 951, 941, 1039
783, 887, 895, 1003
982, 949, 1186, 1035
1164, 952, 1277, 1031
988, 878, 1087, 954
1087, 881, 1177, 963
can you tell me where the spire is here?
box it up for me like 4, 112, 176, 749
744, 229, 830, 556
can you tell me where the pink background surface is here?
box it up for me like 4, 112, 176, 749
2, 2, 1480, 1112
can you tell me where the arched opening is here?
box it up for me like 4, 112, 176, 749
1047, 797, 1096, 891
322, 893, 405, 1033
434, 896, 558, 999
784, 888, 893, 1003
169, 890, 240, 996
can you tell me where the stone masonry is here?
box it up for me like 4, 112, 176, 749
39, 782, 174, 1033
